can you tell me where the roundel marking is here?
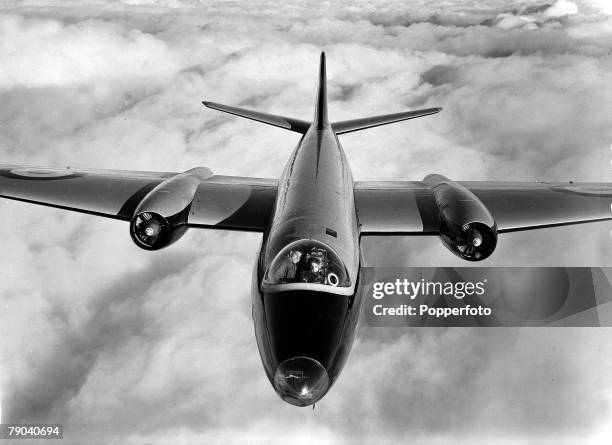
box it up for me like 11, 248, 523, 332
10, 167, 76, 179
552, 184, 612, 197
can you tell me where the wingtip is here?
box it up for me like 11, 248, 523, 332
434, 107, 443, 113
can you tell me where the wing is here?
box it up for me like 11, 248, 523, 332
0, 165, 278, 231
354, 181, 440, 234
0, 165, 176, 220
460, 181, 612, 233
188, 175, 278, 231
355, 181, 612, 234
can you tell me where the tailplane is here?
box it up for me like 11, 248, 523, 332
331, 107, 442, 135
202, 101, 310, 134
203, 52, 442, 135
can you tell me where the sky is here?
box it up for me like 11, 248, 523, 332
0, 0, 611, 443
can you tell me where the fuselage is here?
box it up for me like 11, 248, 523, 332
251, 123, 362, 406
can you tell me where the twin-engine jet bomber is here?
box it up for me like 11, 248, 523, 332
1, 53, 612, 406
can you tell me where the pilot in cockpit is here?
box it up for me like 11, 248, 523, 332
300, 258, 325, 284
269, 249, 302, 282
265, 241, 348, 287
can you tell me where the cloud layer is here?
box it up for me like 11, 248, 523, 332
0, 1, 611, 444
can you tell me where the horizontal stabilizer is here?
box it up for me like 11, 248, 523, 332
332, 107, 442, 135
202, 101, 310, 134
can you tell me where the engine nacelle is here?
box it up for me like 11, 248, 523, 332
424, 174, 497, 261
130, 167, 212, 250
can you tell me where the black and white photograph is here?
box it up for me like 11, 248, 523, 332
0, 0, 611, 443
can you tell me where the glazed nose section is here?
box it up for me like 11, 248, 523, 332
273, 356, 330, 406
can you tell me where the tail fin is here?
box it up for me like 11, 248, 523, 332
313, 52, 329, 129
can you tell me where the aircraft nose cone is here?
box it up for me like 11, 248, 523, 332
273, 356, 330, 406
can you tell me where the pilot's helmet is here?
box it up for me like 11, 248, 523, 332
310, 258, 322, 271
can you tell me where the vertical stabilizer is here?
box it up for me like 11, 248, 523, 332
313, 52, 329, 129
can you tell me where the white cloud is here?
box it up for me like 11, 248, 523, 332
544, 0, 579, 17
0, 14, 182, 88
579, 0, 612, 14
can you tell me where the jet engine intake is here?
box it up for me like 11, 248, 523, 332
129, 167, 212, 250
130, 210, 187, 250
424, 174, 497, 261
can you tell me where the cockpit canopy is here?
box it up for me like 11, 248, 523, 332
264, 239, 350, 287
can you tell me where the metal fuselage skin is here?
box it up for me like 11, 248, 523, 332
251, 123, 362, 406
